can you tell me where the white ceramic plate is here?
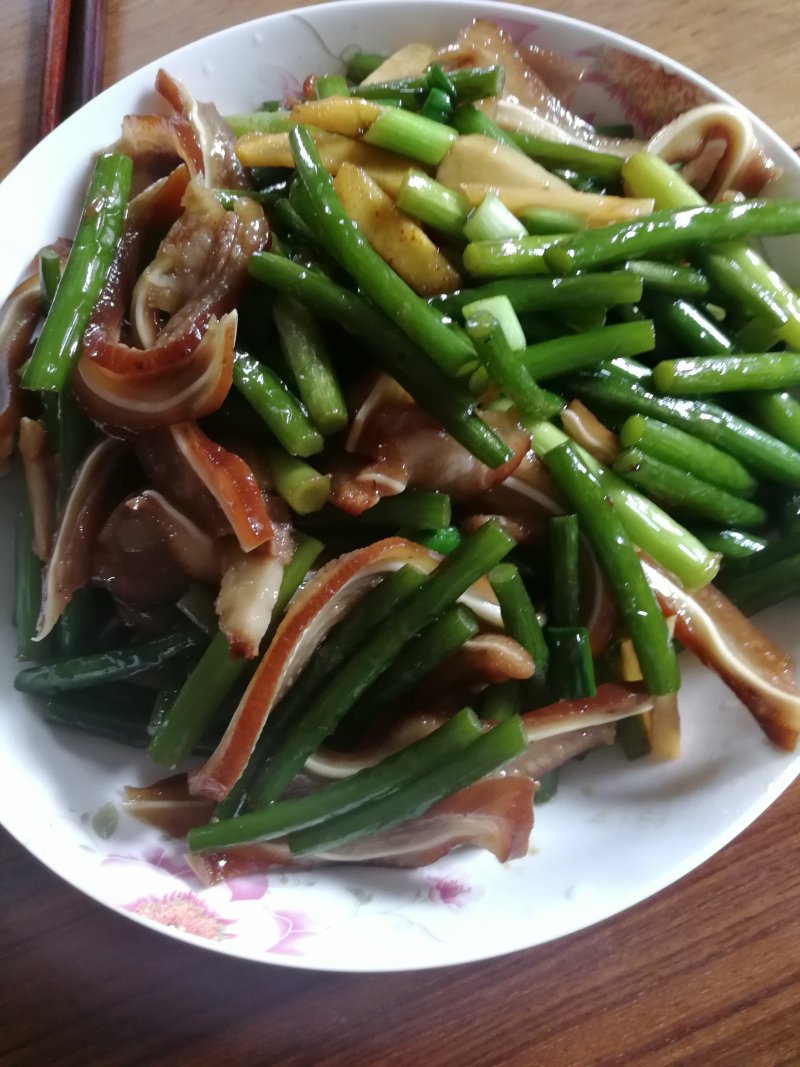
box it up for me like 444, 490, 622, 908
2, 0, 799, 972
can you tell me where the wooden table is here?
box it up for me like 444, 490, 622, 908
2, 2, 799, 1064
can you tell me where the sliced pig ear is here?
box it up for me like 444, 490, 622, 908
521, 683, 654, 740
74, 311, 237, 433
332, 375, 529, 514
123, 775, 215, 839
76, 175, 268, 434
159, 421, 273, 552
119, 114, 205, 179
131, 491, 221, 584
0, 271, 48, 473
155, 68, 251, 190
642, 556, 800, 751
216, 546, 284, 660
37, 439, 130, 641
189, 532, 516, 803
92, 490, 221, 607
184, 776, 536, 885
18, 418, 56, 562
647, 103, 775, 200
188, 537, 441, 802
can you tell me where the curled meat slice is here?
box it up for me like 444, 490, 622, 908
0, 274, 39, 472
439, 20, 569, 117
156, 69, 249, 189
402, 634, 534, 714
476, 447, 564, 521
130, 183, 264, 349
642, 557, 800, 751
92, 490, 220, 606
185, 776, 536, 882
216, 544, 284, 659
120, 113, 205, 184
331, 374, 529, 514
304, 711, 450, 780
523, 45, 583, 107
647, 104, 777, 200
521, 683, 653, 739
123, 775, 215, 838
459, 451, 561, 544
137, 421, 271, 551
437, 20, 641, 155
459, 633, 533, 680
74, 311, 237, 433
37, 439, 131, 639
129, 491, 220, 583
119, 69, 248, 190
19, 418, 56, 561
75, 178, 267, 433
0, 241, 70, 471
581, 545, 619, 659
505, 724, 616, 781
561, 400, 619, 465
189, 538, 502, 801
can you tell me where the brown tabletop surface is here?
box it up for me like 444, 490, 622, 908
2, 1, 799, 1064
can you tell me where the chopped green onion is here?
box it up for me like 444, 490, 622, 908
529, 420, 720, 590
189, 708, 483, 851
224, 111, 291, 136
509, 131, 624, 182
618, 415, 757, 498
266, 446, 331, 514
22, 152, 132, 391
466, 310, 564, 419
315, 74, 349, 99
363, 107, 457, 165
613, 448, 767, 528
37, 247, 62, 310
520, 207, 585, 235
653, 353, 800, 395
346, 52, 386, 83
463, 193, 528, 243
542, 442, 679, 695
289, 715, 526, 855
463, 236, 554, 278
396, 171, 470, 237
546, 626, 596, 699
549, 514, 581, 628
232, 350, 324, 458
461, 295, 526, 351
272, 296, 348, 435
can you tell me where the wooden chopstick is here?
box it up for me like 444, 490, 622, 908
77, 0, 107, 107
38, 0, 107, 142
38, 0, 73, 140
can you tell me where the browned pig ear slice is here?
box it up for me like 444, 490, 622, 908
92, 490, 220, 607
136, 421, 273, 552
184, 776, 536, 884
642, 555, 800, 751
37, 439, 131, 640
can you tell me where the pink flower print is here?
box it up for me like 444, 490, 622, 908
279, 69, 305, 108
425, 876, 473, 908
227, 874, 270, 902
103, 845, 195, 881
142, 846, 195, 880
267, 908, 316, 955
126, 891, 234, 941
488, 17, 541, 44
585, 50, 710, 137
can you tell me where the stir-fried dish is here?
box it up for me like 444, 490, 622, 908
5, 21, 800, 884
